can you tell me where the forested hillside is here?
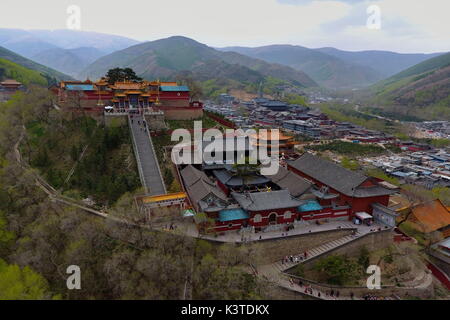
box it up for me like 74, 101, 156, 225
79, 36, 317, 97
0, 58, 48, 86
0, 89, 268, 299
221, 45, 383, 89
366, 52, 450, 120
0, 45, 72, 83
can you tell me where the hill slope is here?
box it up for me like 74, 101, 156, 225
0, 46, 72, 82
367, 52, 450, 120
220, 45, 384, 89
0, 58, 48, 86
317, 47, 443, 78
31, 47, 106, 78
79, 36, 317, 92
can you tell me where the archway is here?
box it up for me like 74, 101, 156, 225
268, 213, 277, 224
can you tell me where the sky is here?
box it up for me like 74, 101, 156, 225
0, 0, 449, 53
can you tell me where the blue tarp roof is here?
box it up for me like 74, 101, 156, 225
66, 84, 95, 91
218, 209, 249, 222
160, 85, 189, 92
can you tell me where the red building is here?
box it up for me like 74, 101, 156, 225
0, 79, 23, 101
231, 190, 302, 232
180, 153, 398, 234
52, 79, 203, 120
287, 153, 397, 219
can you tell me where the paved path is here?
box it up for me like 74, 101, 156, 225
166, 220, 377, 243
256, 225, 380, 300
129, 114, 166, 195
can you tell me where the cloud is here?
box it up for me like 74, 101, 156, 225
0, 0, 448, 53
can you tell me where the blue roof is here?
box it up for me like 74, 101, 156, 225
218, 209, 249, 222
66, 84, 95, 91
159, 85, 189, 92
298, 200, 323, 212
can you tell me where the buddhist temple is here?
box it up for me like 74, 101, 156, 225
52, 79, 203, 120
250, 131, 298, 155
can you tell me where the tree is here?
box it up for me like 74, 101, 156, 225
231, 157, 260, 191
314, 255, 361, 285
175, 74, 203, 101
105, 68, 142, 84
341, 157, 360, 171
0, 259, 56, 300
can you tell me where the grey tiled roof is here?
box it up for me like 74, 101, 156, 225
181, 165, 228, 211
213, 169, 270, 187
231, 190, 303, 211
266, 166, 312, 197
181, 165, 215, 188
288, 153, 394, 198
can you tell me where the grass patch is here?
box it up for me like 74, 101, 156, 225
306, 141, 386, 157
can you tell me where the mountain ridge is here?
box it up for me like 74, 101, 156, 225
0, 45, 73, 82
220, 44, 443, 89
365, 52, 450, 120
79, 36, 318, 90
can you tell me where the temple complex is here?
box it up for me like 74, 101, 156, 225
179, 150, 399, 234
52, 79, 203, 120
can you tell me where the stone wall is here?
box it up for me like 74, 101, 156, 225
144, 114, 167, 131
162, 108, 203, 120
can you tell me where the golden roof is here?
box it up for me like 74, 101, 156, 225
251, 131, 294, 141
1, 79, 22, 85
111, 81, 142, 90
410, 199, 450, 233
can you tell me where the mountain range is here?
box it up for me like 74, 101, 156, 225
0, 28, 139, 77
0, 28, 448, 119
220, 45, 442, 89
78, 36, 318, 90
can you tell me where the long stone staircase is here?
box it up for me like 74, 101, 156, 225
272, 230, 364, 273
128, 114, 166, 195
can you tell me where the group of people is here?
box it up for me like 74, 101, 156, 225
290, 278, 344, 300
282, 251, 308, 265
131, 117, 148, 132
163, 223, 178, 231
362, 294, 392, 300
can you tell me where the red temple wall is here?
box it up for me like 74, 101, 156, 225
288, 164, 390, 214
248, 207, 298, 227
